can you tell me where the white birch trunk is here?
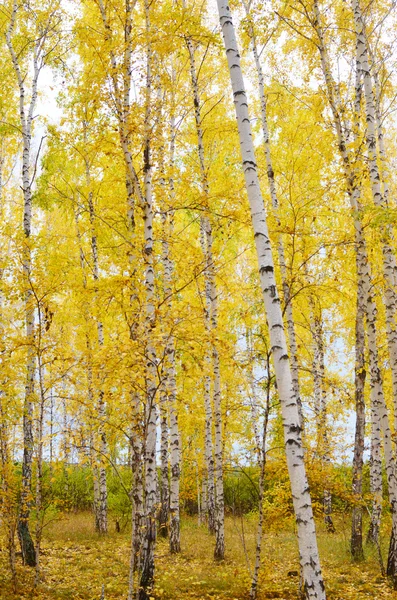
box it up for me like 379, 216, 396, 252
167, 108, 181, 554
185, 27, 217, 537
358, 235, 397, 572
6, 2, 42, 567
211, 267, 224, 560
86, 151, 108, 535
352, 0, 397, 434
139, 4, 158, 596
243, 1, 303, 427
311, 308, 334, 532
250, 353, 271, 600
351, 248, 366, 561
158, 379, 169, 537
311, 4, 397, 564
127, 391, 144, 600
0, 267, 17, 588
246, 329, 262, 460
35, 334, 46, 585
367, 399, 382, 545
216, 3, 325, 597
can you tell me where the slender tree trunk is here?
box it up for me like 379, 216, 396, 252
212, 271, 224, 560
185, 25, 224, 552
128, 392, 144, 600
0, 282, 17, 588
6, 3, 41, 567
351, 250, 366, 561
250, 353, 271, 600
35, 344, 46, 585
196, 461, 202, 526
216, 3, 325, 597
0, 176, 16, 588
167, 106, 181, 555
139, 4, 158, 596
158, 382, 169, 537
246, 329, 262, 461
352, 0, 397, 430
311, 309, 335, 532
351, 3, 397, 578
49, 388, 54, 472
242, 0, 303, 428
86, 151, 108, 535
367, 402, 382, 546
360, 242, 397, 580
168, 339, 180, 553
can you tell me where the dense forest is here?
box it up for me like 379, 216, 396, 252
0, 0, 397, 599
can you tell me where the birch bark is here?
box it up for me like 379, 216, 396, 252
250, 353, 271, 600
167, 106, 181, 554
6, 1, 46, 567
85, 148, 108, 535
242, 0, 303, 428
158, 378, 169, 538
352, 0, 397, 432
158, 98, 170, 540
35, 310, 47, 584
185, 24, 222, 545
351, 247, 366, 561
73, 203, 102, 532
311, 309, 334, 532
216, 3, 325, 597
0, 263, 17, 588
309, 3, 394, 558
139, 3, 158, 596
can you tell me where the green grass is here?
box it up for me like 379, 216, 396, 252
0, 512, 395, 599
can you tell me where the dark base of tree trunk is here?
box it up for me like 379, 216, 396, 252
139, 562, 155, 600
17, 520, 36, 567
170, 517, 180, 553
387, 529, 397, 587
214, 539, 225, 561
158, 519, 168, 538
351, 537, 364, 562
139, 522, 156, 600
208, 509, 216, 535
351, 509, 364, 561
324, 515, 336, 533
366, 523, 380, 546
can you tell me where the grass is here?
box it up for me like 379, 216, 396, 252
0, 512, 396, 599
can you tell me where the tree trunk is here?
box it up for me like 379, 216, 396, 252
86, 151, 108, 535
216, 3, 325, 597
352, 0, 397, 430
6, 2, 41, 567
139, 4, 158, 596
0, 275, 17, 588
243, 0, 303, 428
35, 340, 46, 584
351, 251, 366, 561
311, 308, 335, 533
250, 353, 271, 600
167, 106, 181, 555
158, 383, 169, 538
185, 27, 219, 539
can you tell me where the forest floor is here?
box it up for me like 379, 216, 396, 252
0, 512, 396, 600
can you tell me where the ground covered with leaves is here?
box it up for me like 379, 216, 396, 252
0, 513, 395, 600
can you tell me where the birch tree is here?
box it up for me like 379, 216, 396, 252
139, 3, 159, 596
6, 0, 60, 567
216, 2, 325, 597
184, 6, 224, 557
242, 0, 303, 428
